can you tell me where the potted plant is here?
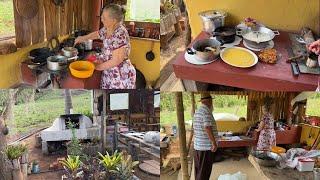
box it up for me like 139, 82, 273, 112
59, 155, 82, 180
116, 153, 139, 180
82, 137, 102, 156
4, 144, 25, 169
98, 150, 122, 179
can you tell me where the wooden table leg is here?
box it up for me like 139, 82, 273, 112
182, 79, 208, 91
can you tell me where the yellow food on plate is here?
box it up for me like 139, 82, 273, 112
221, 48, 256, 67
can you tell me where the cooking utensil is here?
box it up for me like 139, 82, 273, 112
146, 42, 155, 61
291, 62, 300, 76
212, 26, 236, 44
29, 47, 54, 63
187, 39, 221, 62
69, 61, 95, 79
239, 27, 280, 45
199, 10, 227, 33
62, 47, 78, 58
220, 47, 258, 68
48, 37, 60, 53
15, 0, 39, 19
47, 55, 68, 71
84, 40, 93, 51
252, 150, 281, 167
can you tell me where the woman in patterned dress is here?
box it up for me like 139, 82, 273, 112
256, 97, 276, 151
75, 4, 136, 89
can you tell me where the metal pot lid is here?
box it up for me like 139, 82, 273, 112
199, 10, 227, 19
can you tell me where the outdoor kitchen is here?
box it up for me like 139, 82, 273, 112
160, 0, 320, 91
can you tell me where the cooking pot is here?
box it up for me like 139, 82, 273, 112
62, 47, 78, 58
213, 26, 236, 44
187, 39, 222, 61
251, 150, 281, 167
84, 40, 93, 51
199, 10, 227, 33
47, 55, 68, 71
238, 27, 280, 45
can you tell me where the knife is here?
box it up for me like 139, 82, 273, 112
291, 62, 300, 76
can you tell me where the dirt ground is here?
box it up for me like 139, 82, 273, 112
160, 30, 187, 70
20, 134, 159, 180
161, 158, 261, 180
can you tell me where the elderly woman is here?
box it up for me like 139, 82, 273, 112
75, 4, 136, 89
256, 97, 276, 151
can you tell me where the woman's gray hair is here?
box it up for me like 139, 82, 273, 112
103, 4, 126, 22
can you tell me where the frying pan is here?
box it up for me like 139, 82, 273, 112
146, 42, 155, 61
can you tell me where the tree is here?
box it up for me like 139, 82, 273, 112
64, 89, 73, 114
0, 89, 22, 180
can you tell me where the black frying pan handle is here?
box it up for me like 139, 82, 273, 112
187, 48, 195, 55
217, 39, 225, 46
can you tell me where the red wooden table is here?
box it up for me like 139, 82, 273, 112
172, 31, 319, 91
218, 136, 255, 148
20, 62, 101, 89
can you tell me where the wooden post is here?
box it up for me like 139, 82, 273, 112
187, 92, 196, 153
101, 90, 107, 152
175, 92, 189, 180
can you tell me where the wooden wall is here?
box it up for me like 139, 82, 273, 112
13, 0, 93, 48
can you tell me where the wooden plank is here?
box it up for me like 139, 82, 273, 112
67, 0, 73, 34
13, 0, 24, 47
30, 0, 45, 44
82, 0, 89, 30
21, 19, 32, 47
44, 0, 54, 40
60, 0, 68, 35
139, 160, 160, 176
13, 0, 32, 47
77, 0, 83, 30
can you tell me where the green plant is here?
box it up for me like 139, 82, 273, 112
67, 122, 83, 157
59, 155, 82, 179
98, 150, 122, 172
116, 154, 139, 180
4, 144, 27, 160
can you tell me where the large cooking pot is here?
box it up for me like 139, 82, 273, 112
212, 26, 236, 44
199, 10, 227, 33
238, 27, 280, 46
251, 150, 281, 167
187, 39, 222, 61
47, 55, 68, 71
62, 47, 78, 58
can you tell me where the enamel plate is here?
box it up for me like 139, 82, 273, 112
220, 47, 258, 68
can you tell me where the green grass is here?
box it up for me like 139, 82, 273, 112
306, 93, 320, 116
160, 93, 247, 126
0, 0, 15, 37
8, 91, 92, 135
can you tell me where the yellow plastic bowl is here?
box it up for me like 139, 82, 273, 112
69, 61, 95, 79
271, 146, 286, 154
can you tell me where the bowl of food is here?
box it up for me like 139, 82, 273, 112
187, 39, 222, 62
69, 60, 95, 79
220, 47, 258, 68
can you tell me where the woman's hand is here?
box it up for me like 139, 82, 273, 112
75, 36, 85, 45
308, 40, 320, 55
74, 31, 100, 45
257, 121, 265, 132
